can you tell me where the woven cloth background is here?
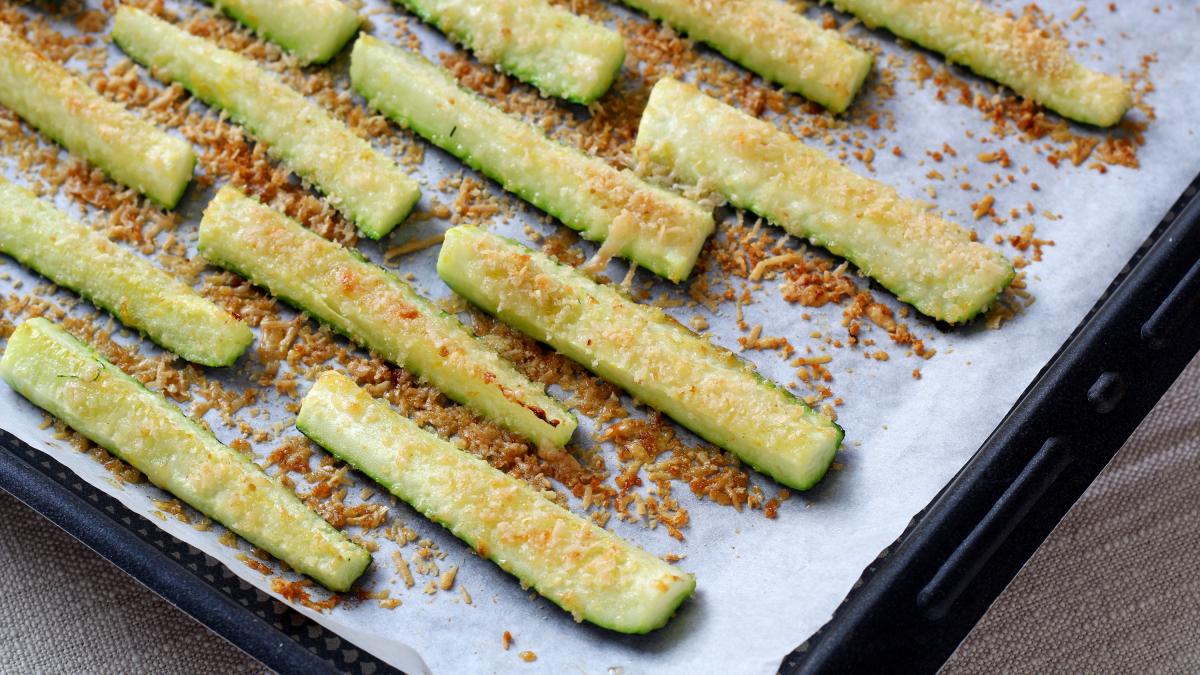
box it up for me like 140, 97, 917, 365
1, 352, 1198, 674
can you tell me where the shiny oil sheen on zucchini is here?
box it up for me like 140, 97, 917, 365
0, 180, 251, 367
198, 185, 575, 448
635, 78, 1014, 324
204, 0, 361, 64
0, 23, 194, 208
393, 0, 625, 104
112, 6, 418, 239
830, 0, 1131, 127
438, 226, 844, 491
615, 0, 871, 112
298, 370, 694, 633
350, 36, 714, 282
0, 318, 370, 592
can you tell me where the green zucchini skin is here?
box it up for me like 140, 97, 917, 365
0, 318, 370, 592
635, 78, 1014, 324
616, 0, 871, 113
0, 23, 195, 209
829, 0, 1131, 127
112, 7, 419, 239
393, 0, 625, 104
350, 36, 714, 283
204, 0, 361, 65
0, 180, 251, 367
437, 226, 844, 491
297, 370, 695, 633
198, 185, 576, 448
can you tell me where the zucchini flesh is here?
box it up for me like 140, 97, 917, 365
393, 0, 625, 104
350, 36, 713, 282
112, 7, 418, 239
0, 180, 252, 367
0, 318, 370, 592
635, 78, 1014, 324
198, 185, 575, 448
437, 226, 843, 491
0, 23, 195, 209
830, 0, 1131, 127
298, 370, 695, 633
617, 0, 871, 113
205, 0, 361, 65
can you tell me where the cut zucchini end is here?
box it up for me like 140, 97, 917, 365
320, 547, 373, 593
561, 39, 626, 106
825, 50, 874, 114
146, 141, 197, 211
777, 420, 843, 492
354, 183, 421, 240
1069, 73, 1133, 128
923, 253, 1016, 326
188, 321, 256, 368
603, 571, 696, 634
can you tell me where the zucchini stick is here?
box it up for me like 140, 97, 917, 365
0, 23, 195, 208
635, 78, 1014, 323
351, 36, 714, 282
0, 180, 251, 367
829, 0, 1131, 126
0, 318, 370, 592
392, 0, 625, 104
204, 0, 361, 64
437, 226, 844, 491
298, 370, 695, 633
615, 0, 871, 112
112, 7, 419, 239
198, 185, 575, 448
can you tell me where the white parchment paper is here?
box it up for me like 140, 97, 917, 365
1, 1, 1198, 673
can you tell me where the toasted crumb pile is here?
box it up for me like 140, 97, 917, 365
0, 0, 1156, 615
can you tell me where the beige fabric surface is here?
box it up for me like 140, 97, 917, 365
2, 354, 1198, 674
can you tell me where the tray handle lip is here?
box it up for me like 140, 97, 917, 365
783, 173, 1200, 675
0, 436, 375, 675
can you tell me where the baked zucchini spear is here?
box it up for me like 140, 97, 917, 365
392, 0, 625, 104
0, 23, 195, 209
829, 0, 1131, 127
615, 0, 871, 112
350, 36, 714, 282
635, 78, 1014, 324
198, 185, 575, 448
298, 370, 695, 633
437, 226, 843, 491
0, 318, 370, 592
203, 0, 361, 64
112, 6, 419, 239
0, 180, 251, 367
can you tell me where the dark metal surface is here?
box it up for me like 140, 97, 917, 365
783, 174, 1200, 674
0, 432, 399, 675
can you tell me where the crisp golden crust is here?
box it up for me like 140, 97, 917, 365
0, 181, 250, 365
113, 7, 417, 237
618, 0, 872, 112
350, 36, 714, 280
439, 226, 843, 490
0, 318, 369, 591
0, 22, 194, 207
396, 0, 625, 103
832, 0, 1132, 126
199, 186, 576, 447
636, 78, 1014, 323
300, 371, 695, 632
